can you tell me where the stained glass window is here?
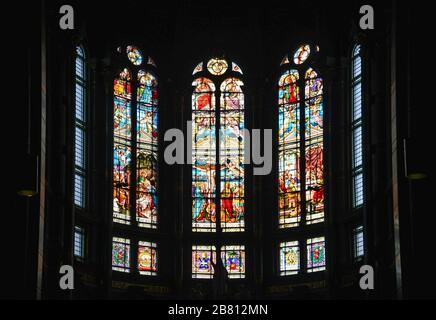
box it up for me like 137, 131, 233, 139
74, 226, 85, 261
294, 45, 311, 65
280, 55, 290, 66
192, 59, 245, 233
278, 46, 326, 276
353, 225, 364, 259
138, 241, 157, 276
351, 44, 364, 208
221, 245, 245, 279
193, 62, 203, 75
113, 48, 158, 229
192, 245, 216, 279
192, 78, 217, 232
127, 46, 143, 66
279, 241, 300, 275
231, 62, 243, 74
305, 68, 324, 225
278, 48, 324, 228
74, 45, 87, 208
220, 78, 245, 232
136, 71, 158, 228
306, 237, 326, 273
113, 68, 132, 225
278, 70, 301, 228
207, 58, 228, 75
191, 58, 246, 281
112, 237, 130, 273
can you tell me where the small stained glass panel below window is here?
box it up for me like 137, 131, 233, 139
138, 241, 157, 276
192, 245, 216, 279
126, 46, 143, 66
279, 241, 300, 276
112, 237, 130, 273
207, 58, 228, 75
294, 45, 311, 65
74, 226, 85, 261
221, 245, 245, 279
354, 226, 364, 259
307, 237, 326, 273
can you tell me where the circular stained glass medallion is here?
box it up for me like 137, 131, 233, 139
207, 58, 228, 75
127, 45, 143, 66
293, 45, 311, 65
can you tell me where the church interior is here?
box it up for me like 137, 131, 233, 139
6, 0, 435, 300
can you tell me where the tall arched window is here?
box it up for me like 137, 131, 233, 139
278, 45, 326, 275
351, 44, 363, 209
191, 58, 246, 279
74, 45, 87, 209
73, 45, 88, 262
112, 45, 159, 276
351, 44, 365, 261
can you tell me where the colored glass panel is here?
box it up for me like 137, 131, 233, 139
192, 245, 216, 279
127, 46, 143, 65
138, 241, 157, 275
279, 241, 300, 275
207, 58, 228, 75
192, 78, 217, 232
278, 70, 301, 228
112, 237, 130, 272
221, 245, 245, 279
294, 45, 311, 65
305, 68, 324, 225
307, 237, 326, 272
220, 78, 245, 232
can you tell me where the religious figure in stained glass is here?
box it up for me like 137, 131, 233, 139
277, 44, 326, 276
113, 47, 158, 230
278, 70, 301, 228
191, 58, 246, 280
278, 45, 324, 228
304, 68, 324, 224
191, 60, 245, 233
